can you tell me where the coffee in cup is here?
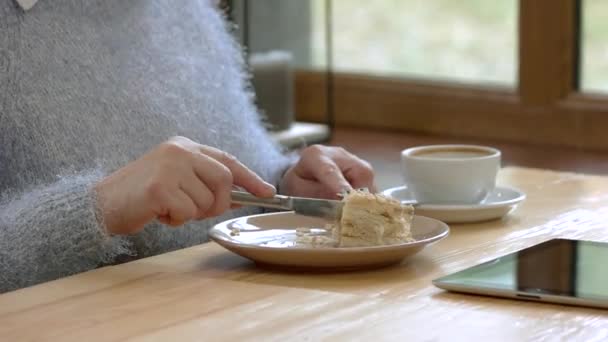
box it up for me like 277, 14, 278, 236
400, 145, 500, 204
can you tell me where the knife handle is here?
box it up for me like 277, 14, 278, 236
230, 190, 291, 210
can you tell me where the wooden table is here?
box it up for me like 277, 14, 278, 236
2, 167, 608, 341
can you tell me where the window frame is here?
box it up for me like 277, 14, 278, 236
294, 0, 608, 149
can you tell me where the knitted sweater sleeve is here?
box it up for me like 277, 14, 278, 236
0, 171, 131, 293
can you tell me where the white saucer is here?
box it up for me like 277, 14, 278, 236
381, 185, 526, 224
209, 212, 449, 270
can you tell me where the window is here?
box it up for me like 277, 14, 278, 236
322, 0, 518, 86
237, 0, 608, 150
581, 0, 608, 93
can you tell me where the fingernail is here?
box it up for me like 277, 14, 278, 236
265, 183, 277, 195
334, 184, 351, 197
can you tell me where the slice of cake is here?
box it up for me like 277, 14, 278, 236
333, 190, 414, 247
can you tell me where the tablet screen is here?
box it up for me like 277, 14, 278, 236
435, 239, 608, 300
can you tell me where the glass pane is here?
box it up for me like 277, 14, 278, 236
576, 242, 608, 297
316, 0, 518, 86
581, 0, 608, 93
237, 0, 327, 70
231, 0, 331, 141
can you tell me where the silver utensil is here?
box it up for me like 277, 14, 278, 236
399, 201, 423, 207
230, 190, 343, 220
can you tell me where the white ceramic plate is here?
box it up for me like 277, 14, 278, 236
382, 185, 526, 224
209, 212, 449, 270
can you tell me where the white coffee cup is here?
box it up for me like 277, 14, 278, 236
401, 145, 501, 204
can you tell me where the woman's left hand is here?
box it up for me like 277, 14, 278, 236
279, 145, 377, 199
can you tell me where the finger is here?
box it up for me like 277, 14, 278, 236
295, 153, 352, 197
158, 216, 172, 225
342, 159, 376, 191
200, 146, 275, 197
369, 182, 379, 193
321, 147, 376, 193
179, 175, 215, 219
285, 172, 342, 199
190, 156, 233, 217
162, 189, 198, 227
204, 179, 231, 217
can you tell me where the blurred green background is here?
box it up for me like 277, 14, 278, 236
582, 0, 608, 93
308, 0, 608, 92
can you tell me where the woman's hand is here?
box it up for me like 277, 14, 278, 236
95, 136, 275, 235
279, 145, 376, 199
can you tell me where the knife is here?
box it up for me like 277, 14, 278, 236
230, 190, 343, 220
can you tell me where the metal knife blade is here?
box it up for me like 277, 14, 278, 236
230, 190, 343, 220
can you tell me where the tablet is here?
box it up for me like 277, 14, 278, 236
433, 238, 608, 309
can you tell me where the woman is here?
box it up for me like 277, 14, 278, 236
0, 0, 375, 293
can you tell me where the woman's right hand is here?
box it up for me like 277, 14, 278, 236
95, 136, 275, 235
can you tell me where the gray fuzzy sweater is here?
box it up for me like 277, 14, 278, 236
0, 0, 291, 293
